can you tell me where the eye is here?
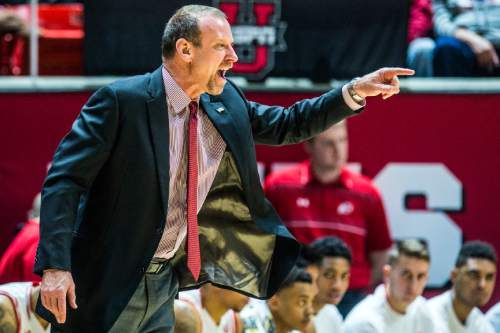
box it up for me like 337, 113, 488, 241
467, 271, 481, 279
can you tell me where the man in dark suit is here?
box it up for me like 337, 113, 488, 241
34, 4, 414, 333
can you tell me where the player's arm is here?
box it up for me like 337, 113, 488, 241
233, 313, 244, 333
0, 294, 18, 333
369, 249, 390, 286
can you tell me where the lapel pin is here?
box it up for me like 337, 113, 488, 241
216, 107, 225, 113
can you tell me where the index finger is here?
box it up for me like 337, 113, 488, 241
382, 67, 415, 77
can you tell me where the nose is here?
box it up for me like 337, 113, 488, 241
478, 277, 487, 289
408, 278, 420, 295
227, 44, 239, 64
331, 277, 342, 289
304, 303, 313, 319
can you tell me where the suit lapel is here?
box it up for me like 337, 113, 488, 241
200, 94, 246, 174
147, 67, 169, 218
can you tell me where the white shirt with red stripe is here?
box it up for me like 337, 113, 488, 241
154, 67, 227, 259
0, 282, 50, 333
179, 290, 239, 333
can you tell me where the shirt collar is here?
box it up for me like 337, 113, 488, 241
305, 160, 350, 188
161, 65, 196, 114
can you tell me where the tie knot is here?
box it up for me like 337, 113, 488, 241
189, 101, 198, 116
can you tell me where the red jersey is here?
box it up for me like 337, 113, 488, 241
265, 161, 392, 289
0, 219, 41, 284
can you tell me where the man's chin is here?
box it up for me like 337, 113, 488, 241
403, 295, 417, 305
207, 84, 225, 96
327, 292, 343, 305
474, 296, 490, 307
295, 320, 311, 332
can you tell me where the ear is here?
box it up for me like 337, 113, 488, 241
451, 268, 458, 284
175, 38, 194, 63
267, 295, 279, 312
383, 264, 391, 283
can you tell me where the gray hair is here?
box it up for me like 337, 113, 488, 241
161, 5, 227, 59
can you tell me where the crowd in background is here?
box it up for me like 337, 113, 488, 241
0, 120, 498, 333
408, 0, 500, 76
1, 0, 500, 77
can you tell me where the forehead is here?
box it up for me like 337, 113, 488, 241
219, 287, 245, 298
393, 255, 429, 272
198, 15, 233, 41
306, 265, 320, 277
315, 123, 347, 141
461, 258, 497, 274
281, 282, 313, 299
320, 257, 350, 271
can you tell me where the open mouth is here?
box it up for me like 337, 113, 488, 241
217, 69, 227, 79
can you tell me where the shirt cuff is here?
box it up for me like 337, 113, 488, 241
342, 84, 366, 111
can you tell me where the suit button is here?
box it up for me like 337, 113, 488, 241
156, 226, 163, 235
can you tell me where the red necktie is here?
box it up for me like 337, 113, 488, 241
186, 101, 201, 281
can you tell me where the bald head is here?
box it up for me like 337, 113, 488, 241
174, 299, 201, 333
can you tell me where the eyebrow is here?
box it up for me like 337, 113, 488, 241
466, 269, 496, 274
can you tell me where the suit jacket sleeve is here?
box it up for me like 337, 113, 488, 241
34, 86, 119, 275
229, 81, 362, 145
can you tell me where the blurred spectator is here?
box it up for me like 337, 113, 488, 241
0, 6, 29, 75
0, 193, 41, 284
429, 241, 497, 333
487, 302, 500, 333
174, 299, 202, 333
343, 239, 440, 333
296, 245, 321, 298
265, 121, 392, 317
309, 237, 351, 333
238, 267, 314, 333
407, 0, 436, 76
432, 0, 500, 76
179, 284, 248, 333
0, 8, 28, 35
0, 281, 50, 332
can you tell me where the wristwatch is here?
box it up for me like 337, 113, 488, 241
347, 77, 364, 104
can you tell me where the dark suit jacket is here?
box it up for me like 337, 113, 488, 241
34, 66, 360, 332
